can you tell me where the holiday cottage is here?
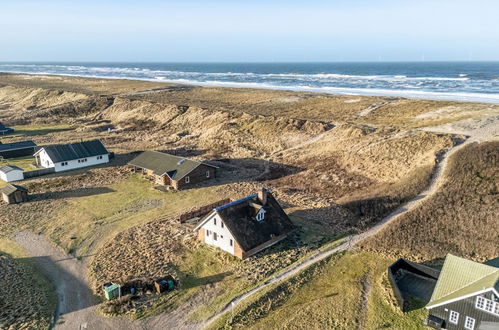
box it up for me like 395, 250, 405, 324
425, 254, 499, 330
128, 150, 217, 190
34, 140, 109, 172
194, 189, 295, 259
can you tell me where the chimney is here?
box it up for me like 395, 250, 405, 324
258, 188, 268, 205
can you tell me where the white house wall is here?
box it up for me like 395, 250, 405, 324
53, 154, 109, 172
201, 213, 236, 255
38, 149, 55, 169
0, 170, 24, 182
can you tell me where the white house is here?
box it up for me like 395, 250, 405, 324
194, 189, 295, 259
0, 165, 24, 182
34, 140, 110, 173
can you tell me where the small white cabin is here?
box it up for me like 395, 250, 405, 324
34, 140, 109, 173
0, 165, 24, 182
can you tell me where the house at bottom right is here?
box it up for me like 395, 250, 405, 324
425, 254, 499, 330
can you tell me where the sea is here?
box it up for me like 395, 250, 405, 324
1, 62, 499, 103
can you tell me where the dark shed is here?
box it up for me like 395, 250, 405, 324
0, 141, 37, 159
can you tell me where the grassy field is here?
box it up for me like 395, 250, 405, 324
8, 123, 73, 137
360, 141, 499, 261
210, 251, 428, 330
0, 238, 57, 330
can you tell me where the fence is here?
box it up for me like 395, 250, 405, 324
179, 198, 231, 223
23, 167, 55, 179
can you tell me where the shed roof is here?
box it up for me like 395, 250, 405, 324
1, 184, 28, 195
0, 165, 24, 173
38, 140, 108, 163
426, 254, 499, 308
128, 150, 216, 180
0, 141, 37, 152
196, 190, 295, 252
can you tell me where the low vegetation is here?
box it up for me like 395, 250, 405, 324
210, 251, 428, 330
360, 141, 499, 261
0, 239, 56, 330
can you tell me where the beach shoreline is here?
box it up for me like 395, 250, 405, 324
1, 61, 499, 104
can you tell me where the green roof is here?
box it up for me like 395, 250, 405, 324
426, 254, 499, 308
128, 150, 215, 180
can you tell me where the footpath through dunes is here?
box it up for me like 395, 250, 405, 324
204, 136, 472, 328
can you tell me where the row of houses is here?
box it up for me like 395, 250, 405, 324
1, 139, 296, 260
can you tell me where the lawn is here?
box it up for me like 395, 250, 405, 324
210, 251, 429, 330
42, 173, 225, 256
9, 123, 73, 137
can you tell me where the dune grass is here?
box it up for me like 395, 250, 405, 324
0, 238, 57, 330
210, 251, 428, 330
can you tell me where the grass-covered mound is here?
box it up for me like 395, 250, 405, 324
360, 141, 498, 261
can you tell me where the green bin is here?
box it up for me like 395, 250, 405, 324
103, 282, 121, 300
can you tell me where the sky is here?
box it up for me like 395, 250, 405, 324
0, 0, 498, 62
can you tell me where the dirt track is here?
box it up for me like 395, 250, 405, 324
13, 231, 202, 330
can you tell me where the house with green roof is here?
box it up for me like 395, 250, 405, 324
128, 150, 217, 190
425, 254, 499, 330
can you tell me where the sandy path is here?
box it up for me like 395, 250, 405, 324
203, 138, 471, 328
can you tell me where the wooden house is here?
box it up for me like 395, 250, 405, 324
34, 140, 109, 172
0, 141, 37, 159
1, 184, 28, 204
128, 151, 217, 190
0, 165, 24, 182
425, 254, 499, 329
194, 189, 295, 259
0, 122, 14, 135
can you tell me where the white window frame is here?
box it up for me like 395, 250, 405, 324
206, 170, 210, 178
449, 310, 459, 324
476, 296, 486, 309
476, 296, 499, 315
464, 316, 475, 330
256, 209, 265, 221
229, 239, 233, 246
185, 176, 190, 183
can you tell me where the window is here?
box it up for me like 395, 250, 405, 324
229, 239, 233, 246
61, 161, 68, 166
475, 296, 499, 315
476, 297, 486, 309
221, 222, 224, 228
213, 232, 217, 241
185, 176, 190, 183
256, 210, 265, 221
485, 299, 494, 312
464, 316, 475, 330
97, 155, 103, 160
449, 310, 459, 324
206, 170, 210, 178
214, 218, 217, 225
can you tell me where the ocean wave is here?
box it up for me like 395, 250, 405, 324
1, 64, 499, 103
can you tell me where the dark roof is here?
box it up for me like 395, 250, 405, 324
38, 140, 108, 163
128, 150, 216, 180
0, 122, 6, 129
0, 165, 24, 173
204, 191, 295, 252
388, 258, 441, 280
0, 141, 37, 152
1, 184, 28, 195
